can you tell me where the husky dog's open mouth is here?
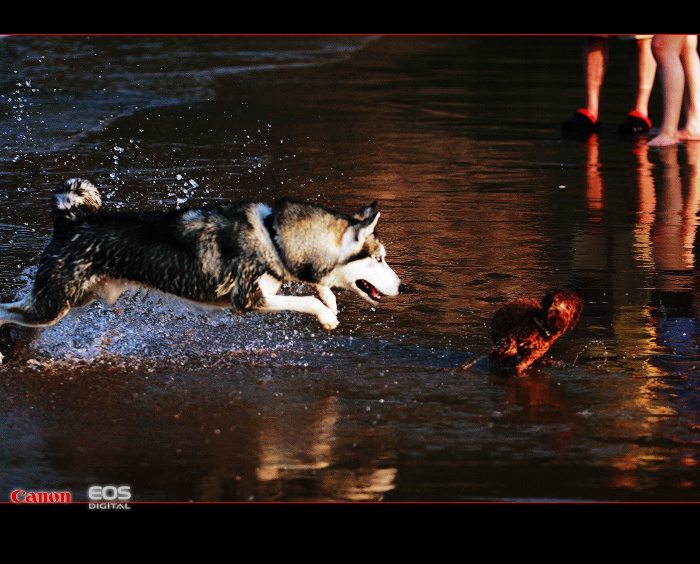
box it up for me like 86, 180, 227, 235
356, 279, 382, 302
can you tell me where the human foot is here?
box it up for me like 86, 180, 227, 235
648, 132, 681, 147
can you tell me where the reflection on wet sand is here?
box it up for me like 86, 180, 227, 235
575, 137, 700, 376
254, 396, 397, 501
575, 137, 700, 492
2, 367, 397, 502
651, 143, 700, 284
644, 141, 700, 375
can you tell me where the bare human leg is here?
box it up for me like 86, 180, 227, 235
649, 35, 690, 147
679, 35, 700, 142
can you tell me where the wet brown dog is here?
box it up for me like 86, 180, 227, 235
477, 290, 583, 375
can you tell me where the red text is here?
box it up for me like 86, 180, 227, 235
11, 489, 71, 503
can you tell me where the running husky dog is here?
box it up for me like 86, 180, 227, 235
0, 178, 402, 360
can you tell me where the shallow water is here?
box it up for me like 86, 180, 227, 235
1, 35, 700, 504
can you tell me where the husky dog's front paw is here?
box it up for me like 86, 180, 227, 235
318, 310, 339, 330
316, 285, 338, 315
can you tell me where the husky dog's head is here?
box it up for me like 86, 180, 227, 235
271, 199, 402, 305
324, 202, 402, 305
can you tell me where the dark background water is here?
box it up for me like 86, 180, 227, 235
1, 35, 700, 505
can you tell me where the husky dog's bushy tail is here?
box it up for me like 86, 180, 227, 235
51, 178, 102, 228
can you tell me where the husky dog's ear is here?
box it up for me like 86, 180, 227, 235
341, 209, 380, 256
354, 210, 380, 241
354, 201, 378, 221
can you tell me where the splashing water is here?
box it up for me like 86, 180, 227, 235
10, 267, 343, 370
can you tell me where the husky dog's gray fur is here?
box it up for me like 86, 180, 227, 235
0, 178, 402, 360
